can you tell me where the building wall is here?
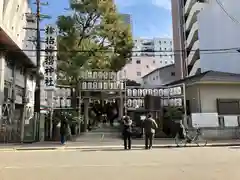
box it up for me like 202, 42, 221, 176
122, 37, 174, 83
199, 84, 240, 113
198, 0, 240, 74
0, 0, 36, 64
142, 65, 177, 86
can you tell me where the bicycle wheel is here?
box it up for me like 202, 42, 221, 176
195, 135, 207, 147
175, 133, 187, 147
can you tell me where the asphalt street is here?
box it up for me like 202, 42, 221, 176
0, 146, 240, 180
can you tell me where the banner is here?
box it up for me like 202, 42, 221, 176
44, 25, 57, 91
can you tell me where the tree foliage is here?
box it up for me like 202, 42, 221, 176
57, 0, 133, 85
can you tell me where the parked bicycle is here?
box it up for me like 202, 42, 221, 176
175, 128, 207, 147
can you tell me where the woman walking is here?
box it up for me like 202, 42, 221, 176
122, 116, 132, 150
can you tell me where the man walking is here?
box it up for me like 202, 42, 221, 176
60, 115, 68, 145
122, 116, 132, 150
142, 114, 158, 149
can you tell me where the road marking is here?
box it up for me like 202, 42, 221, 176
4, 163, 162, 169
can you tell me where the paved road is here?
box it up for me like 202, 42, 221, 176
0, 146, 240, 180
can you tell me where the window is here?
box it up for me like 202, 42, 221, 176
165, 60, 167, 64
160, 55, 162, 58
153, 60, 155, 64
136, 60, 141, 64
171, 72, 175, 76
160, 60, 162, 63
146, 65, 149, 68
137, 72, 141, 76
159, 41, 161, 44
164, 41, 166, 43
153, 77, 155, 80
170, 41, 172, 45
17, 5, 19, 11
164, 48, 167, 51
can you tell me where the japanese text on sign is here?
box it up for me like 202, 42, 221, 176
44, 25, 57, 90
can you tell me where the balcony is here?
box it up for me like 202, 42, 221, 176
187, 40, 199, 66
185, 0, 205, 15
185, 0, 197, 15
186, 21, 198, 49
185, 1, 205, 31
189, 59, 200, 76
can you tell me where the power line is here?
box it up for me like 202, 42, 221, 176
215, 0, 240, 24
1, 47, 240, 53
24, 50, 240, 59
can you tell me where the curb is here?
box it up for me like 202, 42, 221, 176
0, 143, 240, 152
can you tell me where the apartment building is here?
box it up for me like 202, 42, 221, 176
121, 38, 174, 83
142, 64, 177, 86
171, 0, 240, 78
0, 0, 37, 141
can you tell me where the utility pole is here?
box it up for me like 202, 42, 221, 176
34, 0, 41, 116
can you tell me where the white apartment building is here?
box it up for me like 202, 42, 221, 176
122, 38, 174, 83
172, 0, 240, 78
142, 64, 177, 86
0, 0, 37, 141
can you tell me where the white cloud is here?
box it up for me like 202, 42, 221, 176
152, 0, 172, 10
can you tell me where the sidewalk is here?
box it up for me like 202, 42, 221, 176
1, 139, 240, 151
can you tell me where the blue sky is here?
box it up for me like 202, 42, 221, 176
40, 0, 172, 38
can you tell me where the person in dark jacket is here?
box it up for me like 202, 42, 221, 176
60, 116, 68, 145
142, 114, 158, 149
122, 116, 132, 150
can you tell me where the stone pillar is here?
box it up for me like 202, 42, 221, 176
118, 91, 124, 119
0, 53, 5, 124
83, 92, 89, 132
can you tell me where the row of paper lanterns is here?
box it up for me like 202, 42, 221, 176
127, 87, 182, 97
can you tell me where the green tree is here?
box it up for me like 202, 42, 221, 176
57, 0, 133, 85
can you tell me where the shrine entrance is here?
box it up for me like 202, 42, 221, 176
125, 84, 186, 138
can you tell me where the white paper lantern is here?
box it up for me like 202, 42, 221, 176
153, 89, 158, 96
158, 89, 163, 96
113, 82, 118, 89
147, 89, 153, 95
132, 99, 138, 108
87, 82, 92, 89
127, 99, 132, 107
82, 82, 87, 89
175, 98, 182, 106
142, 89, 147, 96
120, 82, 124, 89
127, 89, 132, 97
103, 82, 108, 89
103, 72, 108, 79
132, 89, 137, 96
66, 99, 71, 107
138, 99, 143, 107
98, 82, 103, 89
93, 82, 98, 89
137, 89, 143, 97
175, 87, 182, 95
93, 71, 98, 79
87, 71, 92, 79
163, 89, 169, 96
98, 72, 103, 79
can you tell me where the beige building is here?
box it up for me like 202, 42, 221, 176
168, 71, 240, 139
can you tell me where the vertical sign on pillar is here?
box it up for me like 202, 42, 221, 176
44, 25, 57, 91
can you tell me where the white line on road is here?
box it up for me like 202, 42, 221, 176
3, 163, 163, 169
